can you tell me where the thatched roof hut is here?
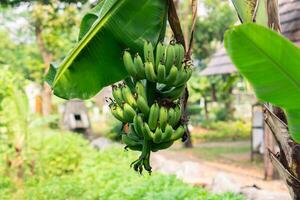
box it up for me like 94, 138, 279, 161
279, 0, 300, 46
199, 47, 237, 76
201, 0, 300, 76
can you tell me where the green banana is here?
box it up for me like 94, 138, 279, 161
174, 69, 187, 86
148, 103, 160, 131
112, 85, 124, 106
143, 153, 152, 172
165, 65, 178, 86
122, 134, 141, 147
174, 105, 182, 126
171, 126, 185, 141
174, 43, 185, 69
133, 115, 144, 138
126, 145, 143, 152
135, 81, 147, 100
155, 42, 166, 68
145, 62, 157, 82
157, 83, 172, 93
136, 95, 150, 116
144, 41, 155, 64
161, 85, 186, 100
153, 128, 163, 143
123, 103, 136, 123
121, 86, 137, 108
134, 54, 145, 79
157, 63, 166, 83
110, 105, 126, 123
159, 106, 168, 131
162, 124, 173, 142
151, 141, 174, 152
123, 51, 137, 77
128, 124, 143, 141
168, 108, 176, 127
165, 44, 175, 73
143, 123, 154, 140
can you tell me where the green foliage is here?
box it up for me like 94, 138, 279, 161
187, 104, 201, 115
0, 131, 244, 200
189, 73, 240, 121
36, 133, 86, 176
188, 74, 211, 104
0, 66, 24, 102
105, 121, 123, 141
193, 0, 236, 65
194, 120, 251, 142
0, 0, 88, 6
1, 87, 29, 138
0, 30, 43, 83
0, 1, 83, 84
48, 0, 168, 100
29, 2, 81, 59
225, 23, 300, 142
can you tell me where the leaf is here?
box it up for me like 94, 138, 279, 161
48, 0, 168, 99
78, 1, 105, 41
45, 63, 58, 86
1, 87, 29, 137
231, 0, 268, 27
225, 23, 300, 142
231, 0, 257, 22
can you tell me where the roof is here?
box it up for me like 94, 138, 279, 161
201, 0, 300, 76
279, 0, 300, 46
200, 47, 237, 76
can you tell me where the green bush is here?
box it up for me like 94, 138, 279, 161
1, 131, 244, 200
187, 104, 201, 115
194, 120, 251, 141
105, 121, 123, 141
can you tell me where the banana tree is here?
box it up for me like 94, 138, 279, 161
227, 0, 300, 198
46, 0, 197, 172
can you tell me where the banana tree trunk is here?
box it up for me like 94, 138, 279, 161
264, 106, 300, 199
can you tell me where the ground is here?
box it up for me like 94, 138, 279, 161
152, 140, 289, 193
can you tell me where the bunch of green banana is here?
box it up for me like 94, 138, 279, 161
123, 41, 192, 87
109, 41, 193, 174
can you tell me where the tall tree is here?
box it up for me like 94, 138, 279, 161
0, 0, 88, 115
193, 0, 236, 68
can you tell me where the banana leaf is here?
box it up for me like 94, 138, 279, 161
225, 23, 300, 142
47, 0, 168, 99
231, 0, 268, 27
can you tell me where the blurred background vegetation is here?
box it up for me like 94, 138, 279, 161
0, 0, 254, 199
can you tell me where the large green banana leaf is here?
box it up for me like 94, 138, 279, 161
225, 23, 300, 142
231, 0, 268, 27
47, 0, 168, 99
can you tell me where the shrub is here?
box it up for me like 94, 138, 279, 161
1, 131, 245, 200
194, 120, 251, 141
